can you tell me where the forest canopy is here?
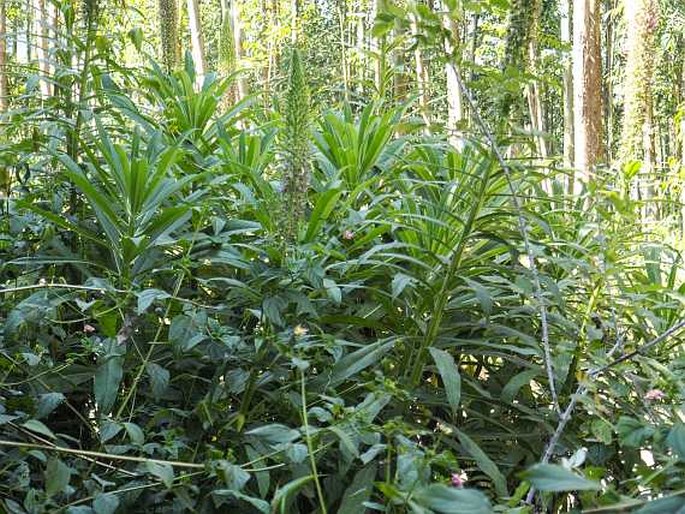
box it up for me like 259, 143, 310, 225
1, 0, 685, 513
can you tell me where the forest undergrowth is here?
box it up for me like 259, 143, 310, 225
1, 47, 685, 514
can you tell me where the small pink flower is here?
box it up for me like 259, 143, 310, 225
450, 472, 464, 488
644, 389, 666, 401
83, 324, 96, 334
343, 230, 355, 240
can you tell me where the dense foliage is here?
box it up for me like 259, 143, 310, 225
1, 0, 685, 513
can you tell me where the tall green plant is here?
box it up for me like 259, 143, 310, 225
158, 0, 179, 72
281, 48, 312, 240
51, 125, 198, 283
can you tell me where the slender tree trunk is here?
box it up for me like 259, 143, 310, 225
561, 0, 574, 168
47, 0, 57, 96
187, 0, 206, 85
410, 9, 430, 129
681, 58, 685, 234
682, 58, 685, 172
231, 0, 247, 101
32, 0, 49, 97
355, 11, 364, 94
572, 0, 604, 186
467, 13, 478, 83
604, 0, 615, 160
370, 0, 382, 94
338, 2, 349, 101
392, 24, 405, 103
524, 0, 546, 157
443, 6, 464, 148
0, 0, 7, 113
291, 0, 299, 43
25, 0, 31, 63
264, 0, 278, 92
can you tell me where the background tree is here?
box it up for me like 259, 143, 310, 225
573, 0, 604, 184
187, 0, 207, 83
0, 0, 7, 113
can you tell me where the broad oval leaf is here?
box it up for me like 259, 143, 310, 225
521, 463, 600, 492
411, 484, 492, 514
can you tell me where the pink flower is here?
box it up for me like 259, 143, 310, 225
83, 324, 96, 334
343, 230, 355, 240
450, 472, 464, 488
644, 389, 666, 401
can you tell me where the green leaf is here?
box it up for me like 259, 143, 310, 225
246, 424, 301, 445
304, 188, 342, 242
327, 340, 394, 388
591, 419, 613, 445
0, 414, 20, 425
145, 362, 170, 398
36, 393, 66, 419
169, 315, 205, 352
329, 425, 359, 458
521, 464, 600, 492
92, 493, 120, 514
412, 485, 492, 514
45, 457, 71, 497
667, 422, 685, 461
22, 419, 56, 440
214, 461, 251, 490
136, 288, 170, 314
392, 272, 416, 299
212, 490, 270, 513
146, 461, 174, 488
635, 496, 685, 514
454, 428, 507, 497
462, 277, 493, 315
94, 357, 123, 414
617, 416, 654, 447
501, 369, 538, 404
128, 27, 144, 51
100, 420, 123, 443
429, 348, 461, 416
271, 475, 314, 513
338, 465, 377, 514
123, 422, 145, 445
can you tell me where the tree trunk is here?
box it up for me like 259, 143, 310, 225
604, 0, 615, 161
338, 2, 349, 101
355, 11, 364, 94
158, 0, 179, 72
32, 0, 49, 97
187, 0, 206, 85
572, 0, 604, 186
443, 7, 464, 148
561, 0, 574, 168
0, 0, 7, 112
618, 0, 658, 165
231, 0, 247, 101
370, 0, 383, 94
410, 9, 430, 129
526, 1, 547, 159
392, 24, 405, 103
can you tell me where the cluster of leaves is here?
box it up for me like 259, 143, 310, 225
1, 52, 685, 514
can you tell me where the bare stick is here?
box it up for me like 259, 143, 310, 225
453, 71, 560, 414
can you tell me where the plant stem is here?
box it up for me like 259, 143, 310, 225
300, 368, 328, 514
0, 439, 205, 468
